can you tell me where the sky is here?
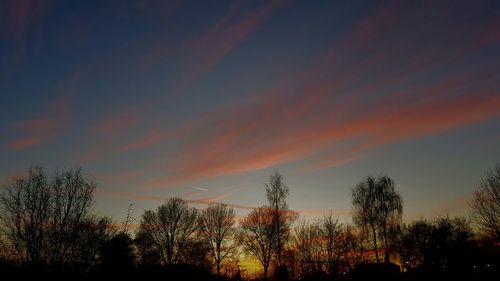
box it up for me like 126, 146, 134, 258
1, 0, 500, 225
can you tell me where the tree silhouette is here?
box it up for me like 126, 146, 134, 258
139, 197, 198, 265
352, 175, 402, 263
265, 170, 296, 273
320, 215, 342, 275
471, 164, 500, 242
198, 203, 236, 276
293, 220, 322, 277
100, 232, 135, 270
135, 227, 161, 267
337, 225, 369, 270
0, 166, 108, 266
376, 176, 403, 262
398, 220, 434, 270
398, 217, 474, 272
238, 207, 275, 281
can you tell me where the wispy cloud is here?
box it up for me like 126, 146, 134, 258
79, 105, 144, 162
145, 43, 500, 188
52, 0, 500, 191
81, 1, 282, 162
100, 190, 255, 210
0, 0, 52, 36
141, 0, 500, 188
100, 190, 350, 217
4, 93, 73, 151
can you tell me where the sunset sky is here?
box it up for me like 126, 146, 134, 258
1, 0, 500, 224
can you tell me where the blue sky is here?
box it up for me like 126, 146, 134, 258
1, 0, 500, 223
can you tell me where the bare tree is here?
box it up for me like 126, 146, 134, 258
47, 168, 96, 265
198, 203, 236, 276
337, 225, 369, 270
76, 216, 115, 266
139, 197, 198, 265
320, 215, 342, 275
351, 175, 402, 263
135, 227, 161, 267
0, 166, 102, 266
238, 207, 275, 281
265, 170, 295, 269
471, 164, 500, 242
293, 220, 322, 277
293, 215, 343, 277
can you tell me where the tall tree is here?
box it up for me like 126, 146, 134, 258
352, 176, 381, 262
376, 176, 403, 262
139, 197, 198, 265
338, 225, 369, 270
265, 170, 294, 268
471, 164, 500, 242
293, 220, 322, 277
198, 203, 236, 276
238, 207, 275, 281
0, 166, 107, 266
351, 175, 402, 263
320, 215, 342, 275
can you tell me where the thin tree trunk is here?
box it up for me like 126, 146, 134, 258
371, 224, 380, 263
382, 222, 390, 263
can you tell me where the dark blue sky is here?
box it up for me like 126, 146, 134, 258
1, 0, 500, 222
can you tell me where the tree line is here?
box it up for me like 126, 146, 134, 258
0, 165, 499, 281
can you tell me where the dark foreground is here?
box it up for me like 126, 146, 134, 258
0, 262, 498, 281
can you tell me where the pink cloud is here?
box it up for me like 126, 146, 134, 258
0, 0, 52, 35
144, 69, 500, 189
4, 93, 73, 151
114, 130, 174, 153
142, 0, 282, 97
78, 105, 145, 162
83, 1, 282, 160
83, 0, 500, 187
95, 170, 144, 183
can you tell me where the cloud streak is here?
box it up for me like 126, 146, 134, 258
142, 1, 500, 188
100, 190, 351, 217
4, 94, 73, 151
80, 0, 282, 162
0, 0, 52, 36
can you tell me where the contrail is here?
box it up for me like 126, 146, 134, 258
194, 187, 209, 192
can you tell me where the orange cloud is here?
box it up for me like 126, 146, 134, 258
87, 0, 500, 187
145, 79, 500, 189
